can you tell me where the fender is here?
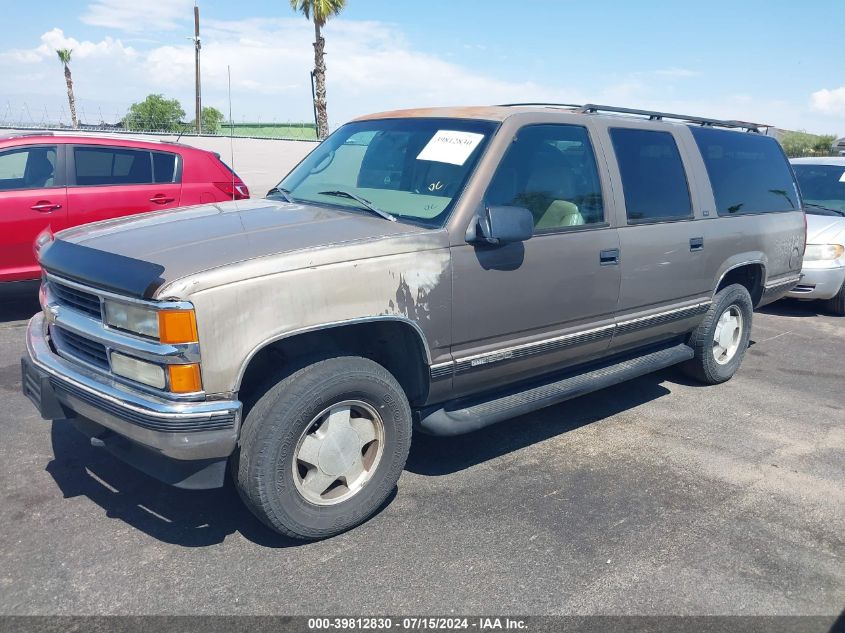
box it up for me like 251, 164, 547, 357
233, 315, 434, 393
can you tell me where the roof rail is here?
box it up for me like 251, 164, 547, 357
0, 128, 191, 146
577, 104, 768, 133
0, 131, 55, 140
497, 102, 583, 109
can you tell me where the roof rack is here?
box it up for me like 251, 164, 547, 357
497, 102, 583, 109
577, 104, 768, 133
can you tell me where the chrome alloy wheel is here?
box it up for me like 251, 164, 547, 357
292, 400, 385, 506
712, 305, 744, 365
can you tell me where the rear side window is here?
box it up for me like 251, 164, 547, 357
690, 127, 799, 215
610, 128, 692, 222
74, 147, 153, 186
152, 151, 178, 183
0, 146, 58, 190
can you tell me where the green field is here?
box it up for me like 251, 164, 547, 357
221, 122, 317, 140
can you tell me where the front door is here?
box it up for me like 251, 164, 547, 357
0, 144, 67, 282
450, 123, 621, 398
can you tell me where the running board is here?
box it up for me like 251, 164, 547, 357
418, 343, 694, 436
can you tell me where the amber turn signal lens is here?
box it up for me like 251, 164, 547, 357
168, 364, 202, 393
158, 310, 198, 344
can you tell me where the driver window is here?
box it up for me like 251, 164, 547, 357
486, 124, 604, 231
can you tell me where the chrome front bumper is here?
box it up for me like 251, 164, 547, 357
24, 313, 241, 462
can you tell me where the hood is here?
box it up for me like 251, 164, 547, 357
806, 213, 845, 245
42, 199, 432, 298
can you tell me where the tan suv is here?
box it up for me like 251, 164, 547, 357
22, 104, 805, 539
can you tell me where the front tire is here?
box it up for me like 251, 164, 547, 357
826, 280, 845, 316
235, 356, 412, 540
681, 284, 753, 385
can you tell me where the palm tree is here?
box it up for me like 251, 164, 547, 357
56, 49, 78, 129
290, 0, 346, 139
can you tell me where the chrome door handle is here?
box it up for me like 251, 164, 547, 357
31, 202, 62, 213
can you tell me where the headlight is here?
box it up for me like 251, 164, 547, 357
34, 228, 54, 256
110, 352, 166, 389
804, 243, 844, 261
103, 301, 159, 339
103, 301, 198, 344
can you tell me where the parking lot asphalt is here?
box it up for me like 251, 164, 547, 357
0, 289, 842, 616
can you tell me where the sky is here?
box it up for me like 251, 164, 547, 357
1, 0, 844, 135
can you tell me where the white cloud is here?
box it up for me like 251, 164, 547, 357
810, 87, 845, 117
0, 28, 136, 64
0, 19, 841, 135
81, 0, 194, 32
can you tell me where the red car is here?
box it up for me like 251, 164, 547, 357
0, 133, 249, 283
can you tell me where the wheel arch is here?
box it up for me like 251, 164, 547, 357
714, 260, 767, 307
235, 317, 433, 409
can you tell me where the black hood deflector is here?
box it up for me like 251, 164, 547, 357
39, 239, 166, 299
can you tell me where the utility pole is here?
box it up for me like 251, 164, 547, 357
194, 4, 202, 134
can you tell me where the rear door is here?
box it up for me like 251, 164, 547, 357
0, 144, 67, 282
599, 126, 713, 354
66, 145, 181, 227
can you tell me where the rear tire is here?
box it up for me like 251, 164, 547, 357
234, 356, 412, 540
826, 281, 845, 316
681, 284, 753, 385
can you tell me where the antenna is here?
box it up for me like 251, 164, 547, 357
228, 65, 235, 202
194, 3, 202, 134
175, 120, 190, 143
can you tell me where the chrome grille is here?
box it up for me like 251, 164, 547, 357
51, 281, 102, 319
52, 326, 110, 370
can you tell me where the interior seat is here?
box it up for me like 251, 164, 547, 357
524, 148, 585, 228
24, 152, 55, 188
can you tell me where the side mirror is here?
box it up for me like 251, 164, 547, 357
468, 205, 534, 246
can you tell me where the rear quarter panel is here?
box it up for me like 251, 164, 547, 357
179, 149, 227, 205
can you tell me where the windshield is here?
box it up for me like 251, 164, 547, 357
792, 164, 845, 215
276, 117, 498, 227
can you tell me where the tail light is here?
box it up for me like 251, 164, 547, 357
214, 181, 250, 200
802, 210, 807, 255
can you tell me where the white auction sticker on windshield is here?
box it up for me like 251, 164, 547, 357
417, 130, 484, 165
839, 171, 845, 182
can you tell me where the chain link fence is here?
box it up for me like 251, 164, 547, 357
0, 101, 317, 140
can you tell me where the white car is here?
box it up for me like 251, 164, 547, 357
789, 157, 845, 315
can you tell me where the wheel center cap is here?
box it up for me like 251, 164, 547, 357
318, 427, 359, 477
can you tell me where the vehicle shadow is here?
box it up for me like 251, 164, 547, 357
0, 282, 40, 324
406, 370, 676, 476
46, 421, 298, 548
44, 369, 684, 548
759, 298, 835, 318
45, 419, 398, 549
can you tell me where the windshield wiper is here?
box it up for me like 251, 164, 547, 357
318, 190, 397, 222
804, 202, 845, 217
267, 187, 295, 203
